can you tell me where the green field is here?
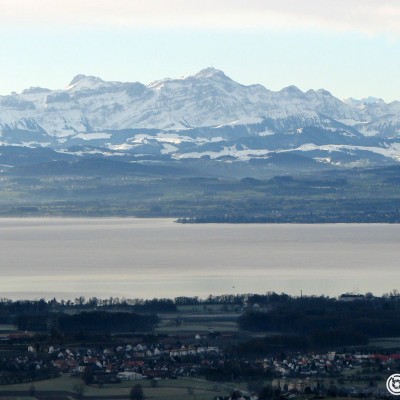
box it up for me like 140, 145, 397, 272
369, 337, 400, 349
156, 308, 239, 334
0, 375, 239, 400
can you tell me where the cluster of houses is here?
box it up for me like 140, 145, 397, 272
215, 352, 400, 400
258, 351, 400, 377
47, 341, 220, 383
46, 343, 400, 396
1, 334, 399, 400
0, 353, 58, 384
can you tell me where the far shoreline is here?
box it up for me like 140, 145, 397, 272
0, 215, 399, 225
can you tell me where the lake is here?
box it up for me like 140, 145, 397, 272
0, 218, 398, 300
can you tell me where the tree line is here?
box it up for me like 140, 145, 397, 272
238, 295, 400, 349
16, 311, 159, 333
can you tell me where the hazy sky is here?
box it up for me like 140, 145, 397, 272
1, 0, 399, 101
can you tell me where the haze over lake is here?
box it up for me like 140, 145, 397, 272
0, 218, 398, 300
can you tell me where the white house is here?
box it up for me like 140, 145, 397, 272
117, 371, 143, 381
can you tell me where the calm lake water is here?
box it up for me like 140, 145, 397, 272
0, 218, 398, 300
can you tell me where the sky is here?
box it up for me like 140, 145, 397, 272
0, 0, 399, 102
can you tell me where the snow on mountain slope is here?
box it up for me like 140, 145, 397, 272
1, 67, 393, 138
357, 114, 400, 137
1, 68, 400, 167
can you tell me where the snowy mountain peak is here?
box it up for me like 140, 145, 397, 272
344, 97, 385, 107
193, 67, 228, 80
67, 74, 105, 91
280, 85, 304, 96
148, 68, 229, 88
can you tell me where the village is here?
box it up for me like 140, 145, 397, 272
0, 330, 398, 399
0, 293, 399, 399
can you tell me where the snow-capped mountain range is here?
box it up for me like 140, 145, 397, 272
1, 67, 400, 167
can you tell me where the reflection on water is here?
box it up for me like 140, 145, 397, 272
0, 218, 398, 299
